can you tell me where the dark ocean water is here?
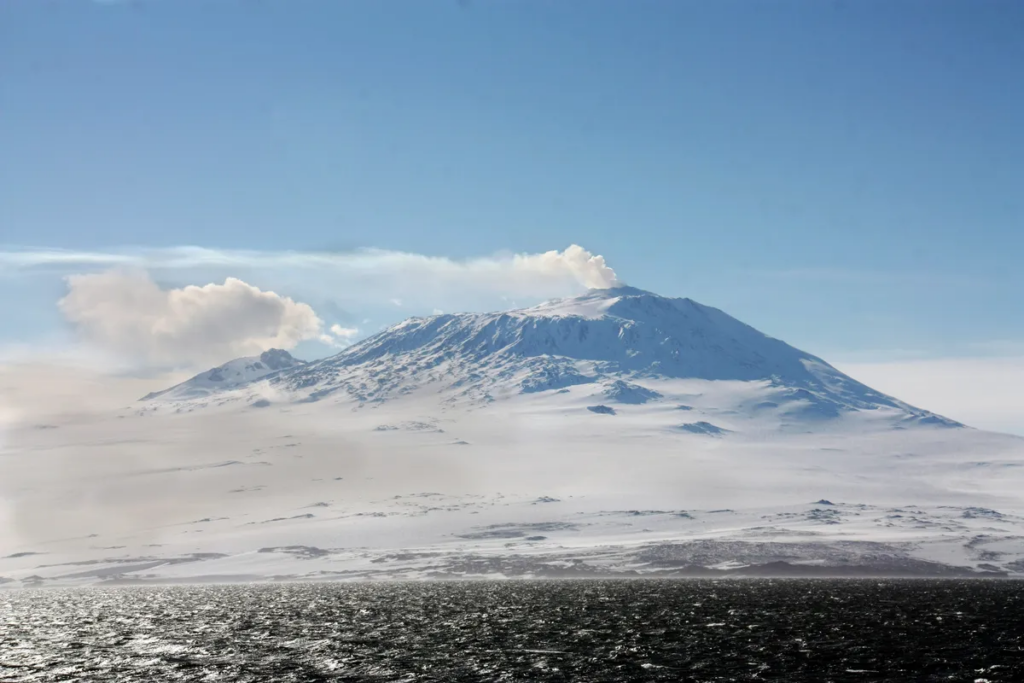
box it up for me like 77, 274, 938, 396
1, 579, 1022, 682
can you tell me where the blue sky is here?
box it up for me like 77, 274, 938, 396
1, 1, 1023, 429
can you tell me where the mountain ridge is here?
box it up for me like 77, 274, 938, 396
142, 348, 305, 401
143, 286, 961, 429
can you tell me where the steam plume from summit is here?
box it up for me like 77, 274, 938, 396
513, 244, 620, 289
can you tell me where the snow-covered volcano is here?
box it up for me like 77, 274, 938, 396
147, 286, 957, 429
6, 287, 1023, 588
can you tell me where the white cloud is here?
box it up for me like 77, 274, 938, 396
1, 244, 621, 291
837, 356, 1024, 436
329, 324, 360, 340
58, 271, 325, 368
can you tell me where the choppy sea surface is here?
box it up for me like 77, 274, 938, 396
2, 579, 1022, 682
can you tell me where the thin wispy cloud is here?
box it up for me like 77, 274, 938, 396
0, 244, 620, 290
738, 266, 987, 289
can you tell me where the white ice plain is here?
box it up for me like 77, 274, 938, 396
2, 287, 1023, 586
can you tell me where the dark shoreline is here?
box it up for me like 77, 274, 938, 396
5, 567, 1015, 591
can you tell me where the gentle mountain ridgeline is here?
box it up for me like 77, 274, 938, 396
143, 348, 306, 401
147, 286, 960, 431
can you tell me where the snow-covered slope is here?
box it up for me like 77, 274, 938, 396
146, 286, 958, 429
142, 349, 305, 401
5, 287, 1023, 588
